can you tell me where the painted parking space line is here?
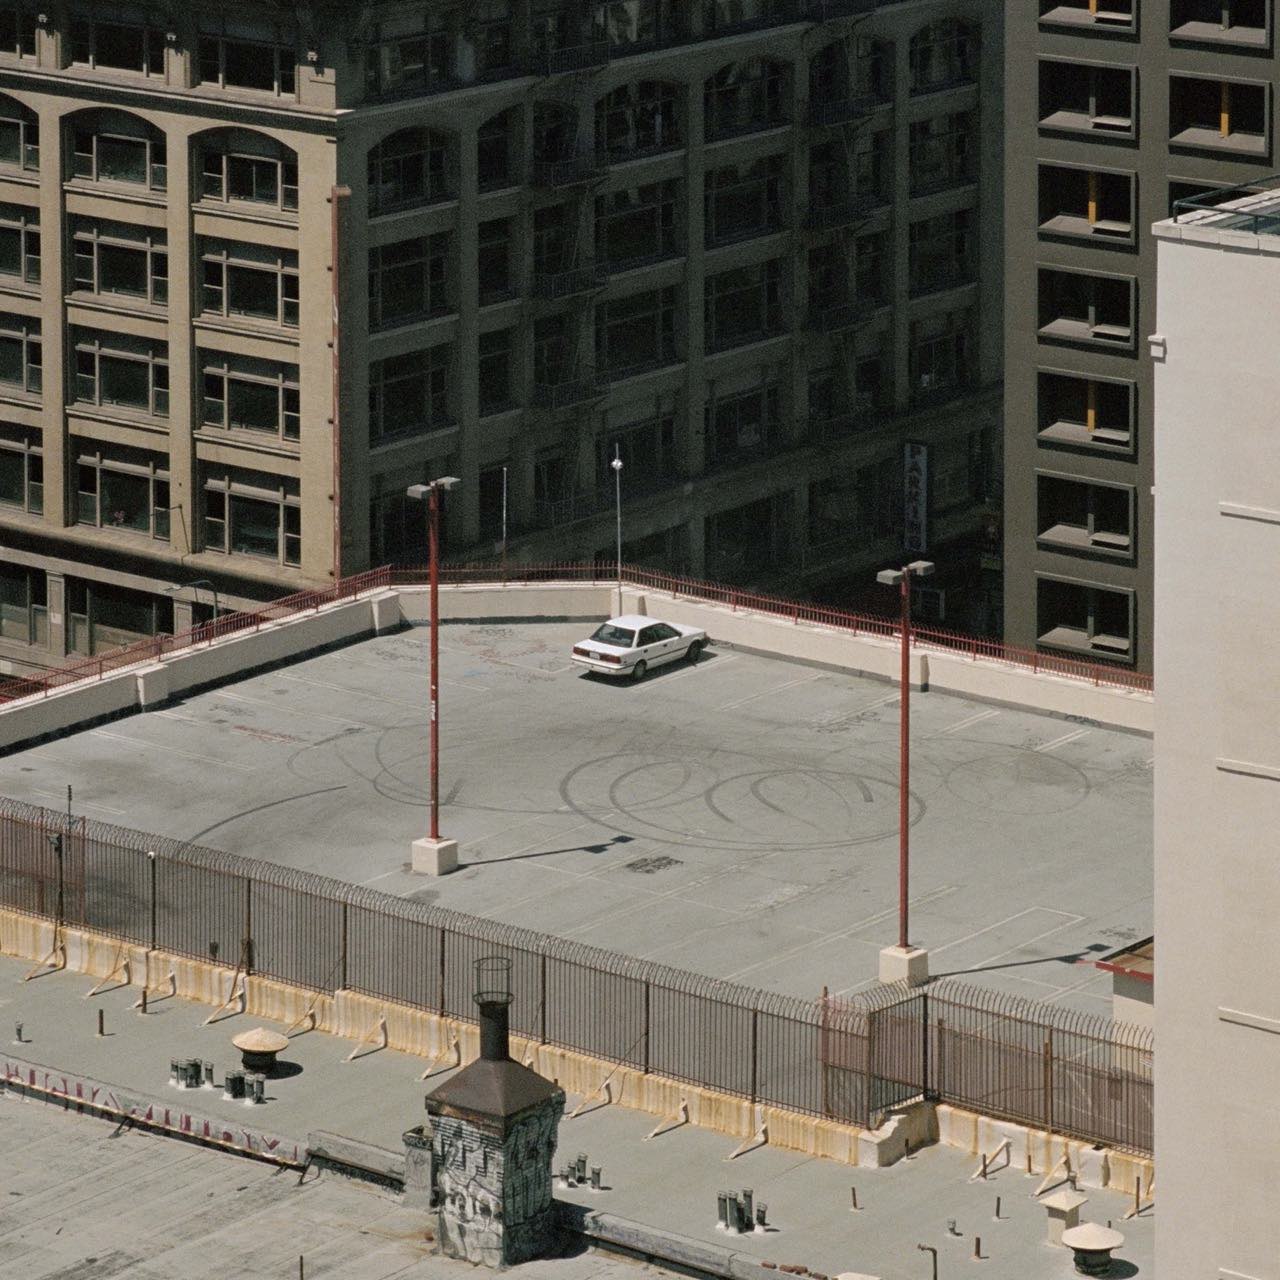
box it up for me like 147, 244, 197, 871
1034, 728, 1091, 753
718, 673, 825, 712
931, 708, 999, 737
214, 689, 377, 730
89, 728, 255, 773
33, 789, 123, 816
631, 654, 742, 690
929, 906, 1084, 957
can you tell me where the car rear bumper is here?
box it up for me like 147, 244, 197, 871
571, 654, 630, 677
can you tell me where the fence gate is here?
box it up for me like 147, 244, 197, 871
866, 986, 930, 1123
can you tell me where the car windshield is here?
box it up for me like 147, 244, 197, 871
590, 624, 636, 647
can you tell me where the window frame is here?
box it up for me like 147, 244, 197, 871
71, 219, 167, 306
596, 179, 679, 270
71, 123, 167, 190
1036, 265, 1137, 350
368, 344, 452, 444
72, 331, 168, 417
202, 467, 301, 566
0, 311, 40, 394
1037, 161, 1136, 246
200, 145, 298, 212
70, 14, 167, 76
74, 442, 170, 540
595, 286, 678, 380
0, 201, 38, 286
0, 4, 37, 59
0, 422, 40, 513
1036, 469, 1136, 558
704, 259, 786, 352
200, 353, 300, 442
1037, 57, 1138, 140
0, 99, 38, 173
199, 240, 298, 328
1036, 368, 1136, 455
368, 232, 451, 331
1035, 573, 1136, 661
198, 32, 298, 98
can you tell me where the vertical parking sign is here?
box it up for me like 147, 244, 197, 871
903, 442, 928, 552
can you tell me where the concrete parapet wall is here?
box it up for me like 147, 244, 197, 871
935, 1104, 1154, 1195
399, 583, 613, 624
0, 907, 1153, 1183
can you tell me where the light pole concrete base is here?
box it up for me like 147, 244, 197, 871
411, 837, 459, 876
879, 945, 929, 987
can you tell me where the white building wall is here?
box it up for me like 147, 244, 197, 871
1153, 218, 1280, 1280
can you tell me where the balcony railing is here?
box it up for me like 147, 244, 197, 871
529, 265, 607, 301
531, 152, 608, 188
808, 93, 882, 128
531, 373, 605, 411
533, 40, 609, 76
806, 300, 867, 334
803, 193, 882, 230
805, 0, 877, 18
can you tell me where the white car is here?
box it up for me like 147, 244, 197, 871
571, 615, 708, 680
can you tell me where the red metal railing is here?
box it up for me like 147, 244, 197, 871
0, 560, 1152, 706
0, 567, 391, 705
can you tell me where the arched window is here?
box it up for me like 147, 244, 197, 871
195, 128, 298, 212
704, 58, 787, 140
810, 37, 889, 107
0, 94, 37, 173
595, 81, 681, 161
910, 21, 977, 95
68, 109, 166, 191
367, 128, 452, 216
533, 102, 578, 164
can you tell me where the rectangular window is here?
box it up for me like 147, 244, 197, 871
0, 561, 46, 646
365, 26, 451, 98
597, 181, 679, 270
596, 287, 678, 378
71, 219, 166, 305
1037, 577, 1134, 659
368, 233, 450, 330
0, 423, 40, 513
1037, 473, 1134, 555
1037, 268, 1135, 348
200, 353, 299, 441
199, 240, 298, 327
910, 308, 973, 402
704, 260, 784, 352
73, 331, 167, 416
1169, 75, 1269, 155
478, 329, 513, 415
909, 112, 975, 196
705, 156, 786, 247
0, 202, 37, 285
1039, 0, 1136, 31
70, 16, 166, 74
594, 0, 681, 50
596, 79, 682, 160
199, 34, 296, 96
597, 411, 678, 492
202, 467, 301, 565
705, 378, 781, 468
703, 0, 790, 35
478, 112, 514, 190
0, 5, 37, 57
1038, 164, 1134, 242
908, 209, 974, 296
369, 346, 450, 444
1171, 0, 1268, 45
0, 313, 39, 393
72, 126, 166, 189
201, 147, 298, 211
1037, 371, 1135, 451
74, 442, 170, 540
478, 218, 513, 305
368, 129, 451, 215
1038, 60, 1136, 137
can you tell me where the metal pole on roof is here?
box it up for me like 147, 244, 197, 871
612, 444, 623, 615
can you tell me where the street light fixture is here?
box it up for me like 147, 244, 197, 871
611, 445, 623, 615
407, 476, 462, 876
875, 558, 934, 987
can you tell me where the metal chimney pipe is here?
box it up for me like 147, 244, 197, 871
474, 956, 513, 1062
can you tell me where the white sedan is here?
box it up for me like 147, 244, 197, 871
571, 615, 708, 680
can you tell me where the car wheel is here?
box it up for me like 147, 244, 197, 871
686, 640, 704, 664
631, 659, 648, 682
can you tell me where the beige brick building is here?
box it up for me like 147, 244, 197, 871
0, 0, 1001, 675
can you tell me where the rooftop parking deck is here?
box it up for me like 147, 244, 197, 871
0, 619, 1152, 1013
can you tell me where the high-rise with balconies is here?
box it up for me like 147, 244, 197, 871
0, 0, 1002, 675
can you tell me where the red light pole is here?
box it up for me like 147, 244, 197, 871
876, 558, 934, 984
407, 477, 461, 875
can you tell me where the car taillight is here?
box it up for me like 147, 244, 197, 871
572, 646, 589, 657
600, 653, 622, 664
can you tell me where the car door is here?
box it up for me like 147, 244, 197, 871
635, 624, 662, 665
648, 622, 683, 666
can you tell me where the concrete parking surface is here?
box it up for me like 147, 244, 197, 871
0, 621, 1153, 1013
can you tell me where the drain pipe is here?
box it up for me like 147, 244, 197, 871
917, 1244, 938, 1280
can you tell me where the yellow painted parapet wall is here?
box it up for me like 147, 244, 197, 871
0, 906, 1153, 1192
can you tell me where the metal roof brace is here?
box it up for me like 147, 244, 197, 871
726, 1120, 768, 1161
1034, 1151, 1073, 1198
23, 936, 66, 981
343, 1013, 388, 1062
132, 968, 176, 1010
1123, 1174, 1154, 1220
85, 948, 131, 998
644, 1098, 690, 1140
566, 1076, 612, 1119
420, 1031, 460, 1081
202, 937, 252, 1025
970, 1137, 1011, 1180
